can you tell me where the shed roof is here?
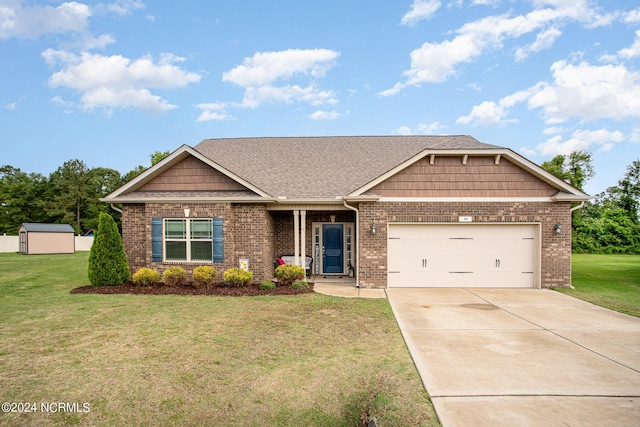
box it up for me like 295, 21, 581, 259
21, 223, 75, 233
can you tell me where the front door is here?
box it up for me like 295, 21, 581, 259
323, 224, 344, 274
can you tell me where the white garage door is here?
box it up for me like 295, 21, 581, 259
388, 224, 539, 288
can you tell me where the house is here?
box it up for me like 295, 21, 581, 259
19, 223, 75, 255
102, 136, 590, 289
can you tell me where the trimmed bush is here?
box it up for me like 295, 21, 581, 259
274, 264, 305, 286
223, 268, 253, 287
88, 212, 130, 286
193, 265, 217, 288
163, 266, 188, 286
291, 280, 309, 289
259, 280, 276, 290
132, 267, 160, 286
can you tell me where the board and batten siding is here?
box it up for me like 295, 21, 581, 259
370, 156, 557, 198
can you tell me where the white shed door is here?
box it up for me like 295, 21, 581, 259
388, 224, 538, 288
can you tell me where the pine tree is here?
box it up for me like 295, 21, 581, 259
88, 212, 130, 286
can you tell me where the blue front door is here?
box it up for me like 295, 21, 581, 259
323, 224, 344, 274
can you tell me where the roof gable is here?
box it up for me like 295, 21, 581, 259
103, 145, 272, 202
369, 155, 557, 198
139, 156, 250, 192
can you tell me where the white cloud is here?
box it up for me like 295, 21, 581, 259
456, 100, 515, 126
308, 110, 341, 120
514, 26, 561, 62
222, 49, 339, 108
535, 129, 625, 156
401, 0, 441, 27
417, 121, 446, 133
393, 126, 413, 135
600, 30, 640, 62
0, 1, 91, 39
5, 102, 16, 110
196, 103, 233, 122
624, 8, 640, 24
528, 60, 640, 123
459, 59, 640, 127
43, 49, 201, 114
381, 0, 611, 96
93, 0, 144, 16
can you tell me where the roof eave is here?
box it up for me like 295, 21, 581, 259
101, 196, 277, 204
103, 145, 272, 200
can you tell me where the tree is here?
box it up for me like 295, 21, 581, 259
541, 151, 594, 191
45, 159, 91, 234
88, 212, 130, 286
605, 160, 640, 222
150, 150, 170, 165
0, 166, 51, 234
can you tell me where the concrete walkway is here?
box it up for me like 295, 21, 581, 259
313, 282, 387, 299
386, 288, 640, 427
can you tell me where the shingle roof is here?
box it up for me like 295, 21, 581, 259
195, 135, 499, 199
21, 223, 75, 233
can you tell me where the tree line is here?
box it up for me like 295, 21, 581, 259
0, 151, 169, 235
1, 149, 638, 254
541, 151, 640, 254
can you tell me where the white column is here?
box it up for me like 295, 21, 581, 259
293, 210, 300, 267
300, 210, 306, 268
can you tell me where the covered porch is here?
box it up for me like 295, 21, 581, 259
268, 205, 358, 282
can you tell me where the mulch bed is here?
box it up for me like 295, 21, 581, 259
71, 282, 314, 297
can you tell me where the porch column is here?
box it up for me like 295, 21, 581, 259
300, 210, 306, 268
293, 210, 300, 267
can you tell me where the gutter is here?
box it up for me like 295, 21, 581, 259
342, 198, 360, 288
110, 203, 122, 214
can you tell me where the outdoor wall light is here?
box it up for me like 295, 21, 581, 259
554, 223, 561, 234
370, 223, 377, 234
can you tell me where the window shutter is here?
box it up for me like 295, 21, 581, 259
212, 217, 224, 263
151, 218, 162, 262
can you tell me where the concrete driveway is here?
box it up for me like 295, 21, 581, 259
386, 288, 640, 427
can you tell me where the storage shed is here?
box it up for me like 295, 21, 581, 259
19, 223, 76, 255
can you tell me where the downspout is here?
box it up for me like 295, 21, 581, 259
342, 199, 359, 288
570, 201, 585, 212
110, 203, 123, 214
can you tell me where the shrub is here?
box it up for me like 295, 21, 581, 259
291, 280, 309, 289
163, 266, 188, 286
259, 280, 276, 290
88, 212, 130, 286
274, 264, 305, 285
223, 268, 253, 287
193, 265, 217, 288
132, 267, 160, 286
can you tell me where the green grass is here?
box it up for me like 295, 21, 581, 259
554, 254, 640, 317
0, 252, 438, 426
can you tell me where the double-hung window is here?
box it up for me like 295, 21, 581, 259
164, 219, 213, 262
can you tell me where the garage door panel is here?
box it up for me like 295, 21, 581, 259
388, 224, 538, 288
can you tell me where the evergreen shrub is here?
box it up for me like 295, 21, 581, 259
88, 212, 129, 286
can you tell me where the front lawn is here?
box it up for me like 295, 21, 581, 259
554, 254, 640, 317
0, 252, 438, 426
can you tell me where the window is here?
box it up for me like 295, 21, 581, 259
164, 219, 213, 262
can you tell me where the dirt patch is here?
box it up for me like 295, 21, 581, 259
71, 282, 314, 297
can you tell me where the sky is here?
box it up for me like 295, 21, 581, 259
1, 0, 639, 196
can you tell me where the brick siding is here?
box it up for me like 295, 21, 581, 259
122, 201, 572, 288
122, 203, 273, 283
358, 201, 572, 289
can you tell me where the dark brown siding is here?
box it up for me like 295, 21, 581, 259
371, 156, 557, 197
139, 156, 249, 192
